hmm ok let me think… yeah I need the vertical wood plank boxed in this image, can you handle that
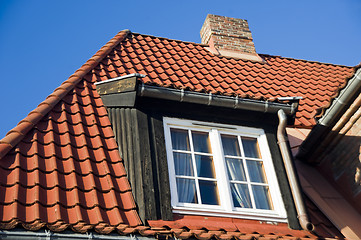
[131,108,146,221]
[135,109,157,220]
[114,108,122,156]
[125,108,136,200]
[149,115,173,220]
[120,108,128,168]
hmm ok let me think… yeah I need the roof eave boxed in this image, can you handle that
[95,74,300,121]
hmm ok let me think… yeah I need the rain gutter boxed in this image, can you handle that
[138,83,299,116]
[95,74,299,117]
[0,229,159,240]
[319,68,361,127]
[277,109,315,231]
[296,67,361,162]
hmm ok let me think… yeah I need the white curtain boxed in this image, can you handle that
[177,178,197,203]
[227,159,251,208]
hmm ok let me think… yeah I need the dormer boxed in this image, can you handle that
[95,73,306,229]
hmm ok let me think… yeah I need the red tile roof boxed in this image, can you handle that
[0,30,142,233]
[92,32,353,128]
[0,30,352,238]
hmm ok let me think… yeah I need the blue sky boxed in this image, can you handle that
[0,0,360,139]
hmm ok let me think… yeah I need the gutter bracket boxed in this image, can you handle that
[264,100,269,113]
[180,89,185,102]
[234,95,239,109]
[208,92,212,105]
[45,229,52,240]
[87,232,94,239]
[335,97,346,106]
[140,82,145,96]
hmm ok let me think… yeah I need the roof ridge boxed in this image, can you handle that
[259,53,355,68]
[0,29,131,160]
[132,32,354,68]
[131,32,208,47]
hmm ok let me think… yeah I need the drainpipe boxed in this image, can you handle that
[277,109,315,231]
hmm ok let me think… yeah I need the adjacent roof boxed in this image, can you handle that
[0,30,354,238]
[314,64,361,119]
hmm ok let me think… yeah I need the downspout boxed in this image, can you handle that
[277,109,315,231]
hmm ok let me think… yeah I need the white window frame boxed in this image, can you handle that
[163,117,287,222]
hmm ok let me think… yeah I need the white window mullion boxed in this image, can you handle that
[238,136,257,209]
[214,129,233,211]
[188,129,202,204]
[210,129,232,211]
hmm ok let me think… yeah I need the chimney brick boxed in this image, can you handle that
[200,14,262,61]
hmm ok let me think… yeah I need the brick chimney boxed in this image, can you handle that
[200,14,263,62]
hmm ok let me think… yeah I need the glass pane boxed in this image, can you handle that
[221,135,241,156]
[171,129,190,151]
[199,180,219,205]
[176,178,198,203]
[226,158,246,181]
[195,155,216,178]
[173,152,194,176]
[192,131,211,153]
[247,160,267,183]
[252,185,273,210]
[231,183,252,208]
[242,138,261,158]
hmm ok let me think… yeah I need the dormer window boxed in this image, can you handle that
[163,117,287,221]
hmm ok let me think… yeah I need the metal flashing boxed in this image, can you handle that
[95,73,146,86]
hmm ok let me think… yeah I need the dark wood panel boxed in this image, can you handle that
[134,109,157,220]
[149,115,173,220]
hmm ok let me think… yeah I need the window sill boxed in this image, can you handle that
[172,206,288,223]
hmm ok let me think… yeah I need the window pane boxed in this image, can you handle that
[221,135,241,156]
[176,178,198,203]
[199,180,219,205]
[242,138,261,158]
[192,131,211,153]
[231,183,252,208]
[226,158,246,181]
[247,160,266,183]
[173,152,194,176]
[171,129,190,151]
[252,185,273,210]
[195,155,216,178]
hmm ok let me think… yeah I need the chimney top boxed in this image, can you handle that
[200,14,263,62]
